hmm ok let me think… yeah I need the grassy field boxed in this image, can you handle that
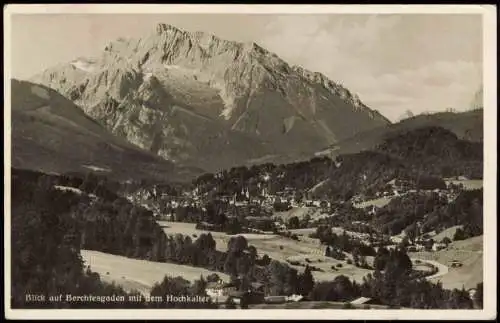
[81,250,229,295]
[444,179,483,190]
[273,207,324,221]
[155,221,475,287]
[408,235,483,290]
[353,196,393,209]
[432,225,463,242]
[157,221,375,284]
[157,221,276,252]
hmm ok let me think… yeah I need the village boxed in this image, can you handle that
[113,174,483,308]
[126,175,470,250]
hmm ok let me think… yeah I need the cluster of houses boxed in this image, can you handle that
[126,182,334,234]
[204,278,391,308]
[389,227,449,253]
[204,279,304,306]
[351,176,466,206]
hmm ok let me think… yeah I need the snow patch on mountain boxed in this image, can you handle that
[283,116,297,134]
[70,59,97,72]
[143,72,153,81]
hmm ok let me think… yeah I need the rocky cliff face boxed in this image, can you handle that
[31,23,390,171]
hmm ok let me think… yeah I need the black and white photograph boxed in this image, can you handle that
[3,4,497,320]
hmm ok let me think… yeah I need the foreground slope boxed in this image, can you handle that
[10,79,202,182]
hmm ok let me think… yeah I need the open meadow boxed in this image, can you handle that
[157,221,374,283]
[408,235,483,290]
[81,249,229,295]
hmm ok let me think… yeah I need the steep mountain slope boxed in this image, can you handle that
[315,109,483,158]
[31,23,390,172]
[10,79,202,182]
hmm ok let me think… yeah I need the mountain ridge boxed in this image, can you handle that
[30,22,391,172]
[314,109,483,159]
[10,79,203,182]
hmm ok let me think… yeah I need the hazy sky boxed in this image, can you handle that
[10,13,483,121]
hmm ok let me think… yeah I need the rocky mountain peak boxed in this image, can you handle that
[155,23,179,35]
[30,22,391,172]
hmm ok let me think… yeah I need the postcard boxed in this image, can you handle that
[3,4,497,320]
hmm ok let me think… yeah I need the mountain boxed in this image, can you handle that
[10,79,202,182]
[375,126,482,178]
[30,23,390,172]
[315,109,483,158]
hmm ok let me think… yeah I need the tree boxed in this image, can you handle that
[352,247,361,265]
[373,247,390,271]
[288,216,300,230]
[247,245,258,263]
[399,236,410,248]
[441,237,452,247]
[393,248,412,273]
[310,275,357,302]
[228,236,248,254]
[240,293,250,309]
[453,228,466,241]
[206,273,220,283]
[447,288,474,309]
[223,252,238,277]
[474,282,483,308]
[239,274,251,292]
[297,265,315,296]
[260,254,271,266]
[225,217,242,235]
[149,276,191,308]
[405,223,418,244]
[191,275,208,296]
[424,239,434,251]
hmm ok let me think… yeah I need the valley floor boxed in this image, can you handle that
[80,226,481,298]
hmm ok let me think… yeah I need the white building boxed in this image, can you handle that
[205,280,237,300]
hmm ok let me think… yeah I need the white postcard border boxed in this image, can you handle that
[3,4,497,320]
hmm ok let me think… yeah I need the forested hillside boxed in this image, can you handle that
[193,126,483,201]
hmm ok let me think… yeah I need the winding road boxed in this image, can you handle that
[412,258,449,280]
